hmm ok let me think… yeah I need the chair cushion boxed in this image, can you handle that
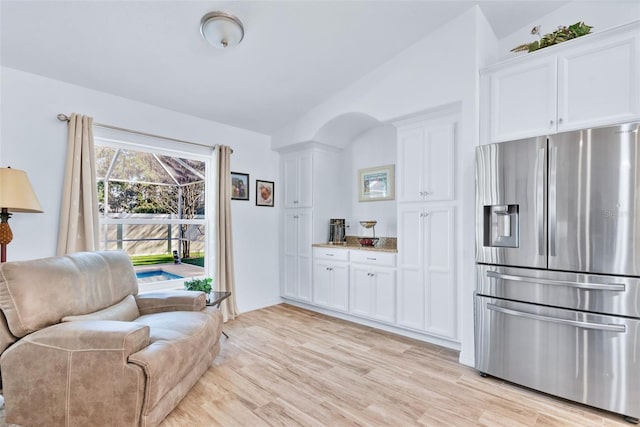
[62,295,140,322]
[127,308,221,414]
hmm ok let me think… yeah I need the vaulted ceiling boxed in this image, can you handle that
[1,1,570,135]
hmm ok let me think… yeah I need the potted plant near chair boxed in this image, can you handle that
[183,277,213,303]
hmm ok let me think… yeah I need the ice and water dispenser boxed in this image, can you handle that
[483,204,519,248]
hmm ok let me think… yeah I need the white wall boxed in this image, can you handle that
[0,66,280,313]
[498,1,640,59]
[346,125,397,237]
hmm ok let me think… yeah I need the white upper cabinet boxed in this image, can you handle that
[488,56,558,142]
[283,151,313,208]
[397,116,456,203]
[484,22,640,143]
[557,32,640,131]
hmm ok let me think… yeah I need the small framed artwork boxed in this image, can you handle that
[358,164,395,202]
[256,180,275,207]
[231,172,249,200]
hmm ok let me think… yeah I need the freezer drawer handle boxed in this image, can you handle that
[486,271,626,292]
[487,303,626,333]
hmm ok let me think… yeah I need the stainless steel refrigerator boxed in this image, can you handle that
[475,122,640,423]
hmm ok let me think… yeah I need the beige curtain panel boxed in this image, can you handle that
[215,145,239,321]
[57,113,99,255]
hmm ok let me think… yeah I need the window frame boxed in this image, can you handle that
[94,130,215,292]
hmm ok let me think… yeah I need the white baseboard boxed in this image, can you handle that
[282,298,461,351]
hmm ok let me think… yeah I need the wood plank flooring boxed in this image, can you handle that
[161,304,631,426]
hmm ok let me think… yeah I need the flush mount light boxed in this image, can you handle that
[200,11,244,49]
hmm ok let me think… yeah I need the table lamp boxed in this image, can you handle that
[0,167,43,263]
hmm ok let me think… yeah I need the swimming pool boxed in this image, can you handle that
[136,270,184,283]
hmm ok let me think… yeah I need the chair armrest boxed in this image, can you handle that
[0,321,149,426]
[135,290,206,315]
[3,320,149,355]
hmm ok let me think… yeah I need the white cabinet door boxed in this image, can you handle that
[283,156,299,208]
[283,152,313,208]
[282,209,313,302]
[489,56,557,142]
[297,152,313,208]
[331,262,349,312]
[558,32,640,131]
[397,205,457,339]
[313,247,348,311]
[282,211,299,298]
[371,267,396,324]
[350,264,372,317]
[397,127,423,202]
[397,117,456,203]
[397,207,425,329]
[313,260,332,307]
[424,120,455,201]
[423,206,457,340]
[297,210,313,302]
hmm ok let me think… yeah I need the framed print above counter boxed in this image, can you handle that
[358,164,395,202]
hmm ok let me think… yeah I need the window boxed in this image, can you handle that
[94,132,213,292]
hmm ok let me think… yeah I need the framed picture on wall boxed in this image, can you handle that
[231,172,249,200]
[256,180,275,207]
[358,164,395,202]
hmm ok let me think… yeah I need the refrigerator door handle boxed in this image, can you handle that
[536,147,545,255]
[487,303,626,333]
[548,144,558,257]
[486,270,626,291]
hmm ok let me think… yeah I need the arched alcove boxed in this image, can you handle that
[312,112,384,149]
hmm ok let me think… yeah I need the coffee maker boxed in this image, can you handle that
[328,219,346,244]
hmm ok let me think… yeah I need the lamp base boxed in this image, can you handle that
[0,208,12,263]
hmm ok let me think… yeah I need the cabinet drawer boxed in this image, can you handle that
[350,251,396,267]
[313,247,349,261]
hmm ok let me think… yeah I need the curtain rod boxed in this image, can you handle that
[56,113,232,153]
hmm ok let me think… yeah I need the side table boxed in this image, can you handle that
[207,291,231,339]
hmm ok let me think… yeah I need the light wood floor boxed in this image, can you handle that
[161,304,631,426]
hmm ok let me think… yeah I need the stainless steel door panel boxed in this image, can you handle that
[549,122,640,275]
[475,295,640,420]
[476,137,547,268]
[477,265,640,317]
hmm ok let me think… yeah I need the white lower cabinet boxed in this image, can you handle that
[313,248,349,312]
[283,209,313,302]
[397,205,457,340]
[349,252,397,324]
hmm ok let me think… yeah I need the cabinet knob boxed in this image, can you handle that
[549,119,554,125]
[419,191,424,196]
[558,117,563,124]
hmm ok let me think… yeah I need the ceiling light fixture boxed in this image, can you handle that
[200,11,244,49]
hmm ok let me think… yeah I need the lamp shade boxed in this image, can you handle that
[0,168,43,213]
[200,11,244,49]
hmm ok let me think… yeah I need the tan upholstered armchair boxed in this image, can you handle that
[0,251,223,426]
